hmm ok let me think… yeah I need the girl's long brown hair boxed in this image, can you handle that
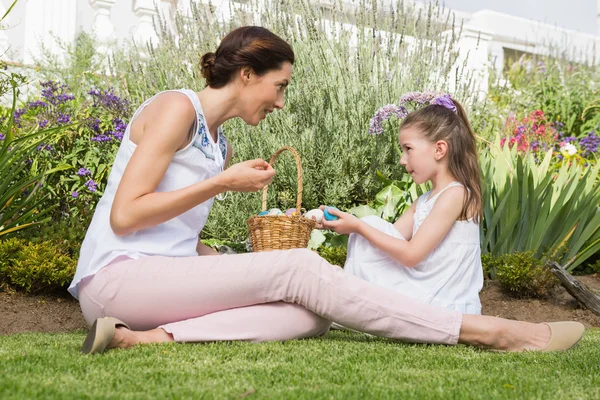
[400,99,482,222]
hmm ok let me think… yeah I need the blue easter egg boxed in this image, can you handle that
[323,206,339,221]
[258,210,269,216]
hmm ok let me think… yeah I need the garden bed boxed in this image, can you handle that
[2,274,599,336]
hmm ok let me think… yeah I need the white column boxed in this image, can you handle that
[132,0,160,46]
[89,0,117,58]
[89,0,117,42]
[597,0,600,36]
[156,0,180,37]
[23,0,77,65]
[176,0,193,19]
[0,0,10,60]
[450,25,493,101]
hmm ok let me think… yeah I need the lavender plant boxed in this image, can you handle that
[11,81,130,222]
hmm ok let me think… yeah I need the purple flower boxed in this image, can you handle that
[580,131,599,157]
[38,119,49,128]
[86,118,101,133]
[88,88,130,116]
[41,81,74,106]
[430,94,457,113]
[85,179,97,193]
[27,100,48,109]
[14,108,26,127]
[57,113,71,124]
[36,143,53,152]
[113,118,127,133]
[536,61,546,73]
[0,133,5,140]
[398,91,437,105]
[91,134,113,142]
[77,168,91,176]
[72,191,79,198]
[368,104,408,135]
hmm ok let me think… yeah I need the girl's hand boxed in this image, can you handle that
[317,206,360,235]
[218,159,276,192]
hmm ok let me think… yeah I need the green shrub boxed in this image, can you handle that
[200,238,248,254]
[317,246,347,267]
[492,251,560,298]
[12,215,87,259]
[0,238,25,283]
[0,238,76,293]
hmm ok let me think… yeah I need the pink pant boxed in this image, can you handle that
[78,249,462,344]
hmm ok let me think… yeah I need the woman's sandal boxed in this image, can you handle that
[81,317,130,354]
[540,321,585,352]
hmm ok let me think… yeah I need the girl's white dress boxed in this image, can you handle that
[343,182,483,315]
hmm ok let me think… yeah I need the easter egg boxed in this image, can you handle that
[323,206,339,221]
[258,210,269,216]
[285,208,297,216]
[305,208,324,223]
[268,208,283,216]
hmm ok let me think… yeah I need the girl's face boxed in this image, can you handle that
[239,61,292,126]
[399,125,439,185]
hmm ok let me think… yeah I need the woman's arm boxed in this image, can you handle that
[110,93,275,236]
[323,187,466,267]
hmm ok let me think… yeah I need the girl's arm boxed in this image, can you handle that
[324,187,466,267]
[392,201,416,240]
[110,93,274,236]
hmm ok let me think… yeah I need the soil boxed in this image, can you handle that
[1,274,600,336]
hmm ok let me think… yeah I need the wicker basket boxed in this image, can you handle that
[247,146,316,252]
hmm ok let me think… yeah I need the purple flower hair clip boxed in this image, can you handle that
[430,93,457,113]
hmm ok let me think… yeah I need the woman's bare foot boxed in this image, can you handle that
[108,327,174,350]
[460,315,551,352]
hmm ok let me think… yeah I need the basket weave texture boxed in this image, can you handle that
[246,146,316,251]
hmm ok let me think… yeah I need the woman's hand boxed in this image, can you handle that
[218,159,276,192]
[316,206,361,235]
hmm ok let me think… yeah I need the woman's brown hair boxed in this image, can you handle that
[400,99,482,222]
[200,26,294,88]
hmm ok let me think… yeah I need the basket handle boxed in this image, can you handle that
[261,146,303,212]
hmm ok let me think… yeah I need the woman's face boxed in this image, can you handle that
[239,61,292,126]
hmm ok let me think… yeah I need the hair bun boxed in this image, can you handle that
[200,52,217,83]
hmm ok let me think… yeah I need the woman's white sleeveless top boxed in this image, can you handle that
[68,89,228,299]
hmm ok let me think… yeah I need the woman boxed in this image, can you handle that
[70,26,584,354]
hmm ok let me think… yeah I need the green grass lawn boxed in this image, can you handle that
[1,329,599,399]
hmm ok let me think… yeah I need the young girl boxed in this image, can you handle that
[320,96,483,314]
